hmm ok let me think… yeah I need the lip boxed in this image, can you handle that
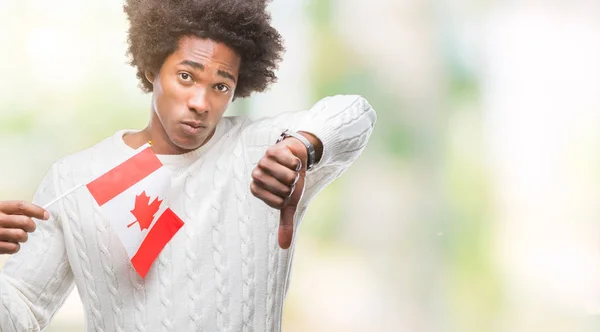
[180,121,206,135]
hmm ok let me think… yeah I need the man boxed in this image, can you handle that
[0,0,376,331]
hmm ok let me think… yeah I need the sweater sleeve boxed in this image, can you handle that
[243,94,377,205]
[0,164,74,331]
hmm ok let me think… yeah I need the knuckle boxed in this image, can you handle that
[17,200,26,213]
[265,147,277,158]
[286,174,297,186]
[278,145,292,156]
[16,216,29,228]
[6,229,18,241]
[251,168,262,180]
[13,216,30,232]
[26,220,36,233]
[257,157,269,170]
[267,200,281,209]
[250,183,259,196]
[9,243,20,254]
[2,243,20,254]
[253,173,266,186]
[12,230,27,243]
[275,197,286,209]
[282,186,293,197]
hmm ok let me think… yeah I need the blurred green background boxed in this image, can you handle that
[1,0,600,331]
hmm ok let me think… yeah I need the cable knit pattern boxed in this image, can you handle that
[212,141,230,332]
[325,96,363,124]
[233,142,255,332]
[159,244,174,332]
[336,126,372,153]
[39,259,71,321]
[33,220,67,327]
[183,163,204,330]
[94,209,125,332]
[90,147,125,332]
[0,95,376,332]
[265,208,280,332]
[0,284,31,331]
[0,164,75,332]
[68,210,105,332]
[130,267,147,332]
[60,160,106,332]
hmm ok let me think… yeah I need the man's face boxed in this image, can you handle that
[147,36,241,153]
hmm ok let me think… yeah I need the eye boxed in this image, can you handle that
[178,72,193,83]
[215,83,230,93]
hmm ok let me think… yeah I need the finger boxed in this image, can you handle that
[265,145,302,172]
[278,166,306,250]
[0,201,49,220]
[0,242,20,254]
[0,214,36,233]
[250,181,286,209]
[251,167,294,198]
[0,228,28,243]
[257,157,299,187]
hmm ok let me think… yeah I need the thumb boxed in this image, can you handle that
[278,168,305,249]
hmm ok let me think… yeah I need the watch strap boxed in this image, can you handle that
[276,130,316,171]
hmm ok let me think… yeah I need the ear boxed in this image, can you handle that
[144,71,155,85]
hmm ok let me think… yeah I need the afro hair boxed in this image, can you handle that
[124,0,285,98]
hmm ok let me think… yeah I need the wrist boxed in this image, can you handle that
[276,130,323,170]
[297,131,323,164]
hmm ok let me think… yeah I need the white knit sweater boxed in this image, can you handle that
[0,95,376,332]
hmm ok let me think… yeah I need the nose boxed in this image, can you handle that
[188,88,210,115]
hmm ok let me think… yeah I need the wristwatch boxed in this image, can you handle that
[276,130,316,171]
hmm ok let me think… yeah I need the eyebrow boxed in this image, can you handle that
[217,70,236,83]
[180,60,204,70]
[179,60,237,83]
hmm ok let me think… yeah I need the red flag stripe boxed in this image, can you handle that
[86,147,162,206]
[130,208,184,278]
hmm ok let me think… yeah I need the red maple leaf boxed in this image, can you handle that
[127,191,163,231]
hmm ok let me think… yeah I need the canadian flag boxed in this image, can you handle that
[86,145,184,278]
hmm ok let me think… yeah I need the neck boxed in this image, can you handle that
[121,114,181,155]
[123,114,216,156]
[144,123,189,155]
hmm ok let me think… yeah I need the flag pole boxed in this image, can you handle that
[43,183,86,210]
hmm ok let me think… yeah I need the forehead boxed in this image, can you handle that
[168,36,241,74]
